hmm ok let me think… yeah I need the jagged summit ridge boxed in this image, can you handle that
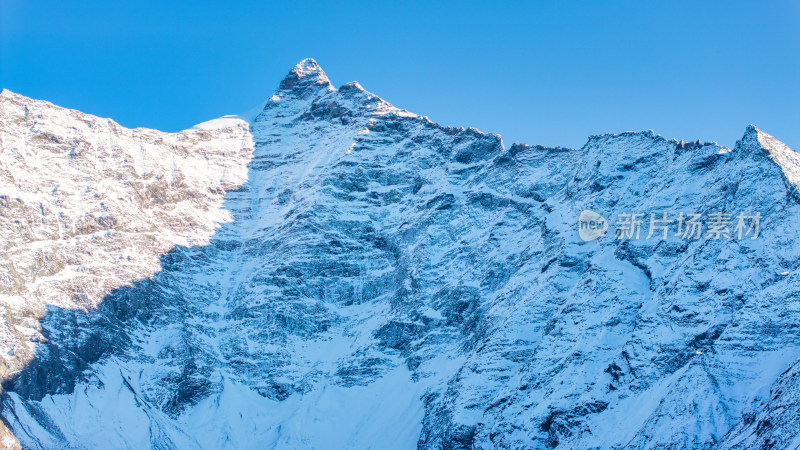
[260,60,510,155]
[267,58,405,117]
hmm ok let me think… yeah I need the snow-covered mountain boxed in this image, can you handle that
[1,58,799,449]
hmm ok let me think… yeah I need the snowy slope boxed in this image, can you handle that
[1,59,800,449]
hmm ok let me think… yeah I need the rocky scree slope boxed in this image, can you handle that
[1,59,800,449]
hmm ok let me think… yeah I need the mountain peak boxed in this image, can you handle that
[292,58,325,78]
[737,124,767,152]
[743,123,761,139]
[735,124,800,190]
[276,58,334,97]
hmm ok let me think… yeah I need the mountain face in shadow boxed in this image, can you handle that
[2,59,800,448]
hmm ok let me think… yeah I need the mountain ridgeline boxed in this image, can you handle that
[1,59,799,449]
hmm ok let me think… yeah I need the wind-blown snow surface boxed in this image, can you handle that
[1,59,800,449]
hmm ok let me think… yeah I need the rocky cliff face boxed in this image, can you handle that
[1,59,799,449]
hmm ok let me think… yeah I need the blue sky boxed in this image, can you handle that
[2,1,798,149]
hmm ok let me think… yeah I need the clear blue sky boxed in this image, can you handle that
[2,1,798,149]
